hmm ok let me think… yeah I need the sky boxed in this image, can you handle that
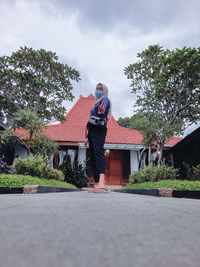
[1,0,200,136]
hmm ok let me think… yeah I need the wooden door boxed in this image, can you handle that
[105,150,122,185]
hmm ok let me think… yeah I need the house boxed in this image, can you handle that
[0,122,16,165]
[16,94,182,185]
[167,126,200,179]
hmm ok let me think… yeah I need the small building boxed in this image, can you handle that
[0,122,16,164]
[16,94,181,185]
[167,126,200,179]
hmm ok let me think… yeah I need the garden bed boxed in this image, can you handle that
[0,174,76,189]
[114,180,200,199]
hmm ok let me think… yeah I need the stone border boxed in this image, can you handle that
[0,186,82,194]
[172,190,200,199]
[113,188,200,199]
[0,187,23,194]
[113,189,159,197]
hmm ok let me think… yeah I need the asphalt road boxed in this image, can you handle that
[0,191,200,267]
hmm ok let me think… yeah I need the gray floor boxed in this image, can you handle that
[1,191,200,267]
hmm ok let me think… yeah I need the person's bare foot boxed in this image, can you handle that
[98,174,106,189]
[88,188,107,193]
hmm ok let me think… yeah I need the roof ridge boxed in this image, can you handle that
[58,96,84,124]
[64,94,95,121]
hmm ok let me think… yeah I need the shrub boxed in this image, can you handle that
[184,163,200,181]
[123,179,200,190]
[129,165,179,184]
[192,164,200,180]
[0,155,13,174]
[14,156,64,181]
[0,174,76,188]
[59,158,87,188]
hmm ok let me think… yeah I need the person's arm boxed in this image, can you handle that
[98,98,109,114]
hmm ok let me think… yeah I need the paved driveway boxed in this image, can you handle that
[0,191,200,267]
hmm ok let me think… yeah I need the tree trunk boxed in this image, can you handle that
[157,147,163,167]
[148,146,152,167]
[138,148,146,169]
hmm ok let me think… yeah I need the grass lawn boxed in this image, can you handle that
[123,179,200,191]
[0,174,76,189]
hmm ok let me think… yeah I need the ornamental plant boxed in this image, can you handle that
[59,158,88,188]
[0,155,13,174]
[14,156,64,181]
[129,165,179,184]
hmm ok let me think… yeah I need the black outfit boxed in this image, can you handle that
[88,124,107,183]
[87,97,110,183]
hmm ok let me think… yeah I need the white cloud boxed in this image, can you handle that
[0,0,200,134]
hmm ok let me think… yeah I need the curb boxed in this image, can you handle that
[0,185,82,194]
[0,187,23,194]
[113,188,200,199]
[113,189,159,197]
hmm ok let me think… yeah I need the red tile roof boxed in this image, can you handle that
[15,94,182,146]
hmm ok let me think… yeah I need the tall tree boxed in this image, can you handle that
[131,113,181,166]
[117,116,132,128]
[0,47,80,125]
[124,44,200,165]
[11,109,57,157]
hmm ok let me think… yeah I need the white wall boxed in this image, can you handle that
[14,143,28,159]
[58,150,66,166]
[78,147,86,165]
[130,150,139,173]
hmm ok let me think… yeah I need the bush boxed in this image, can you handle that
[184,163,200,181]
[0,155,13,174]
[123,179,200,190]
[0,174,76,188]
[129,166,179,184]
[192,164,200,180]
[59,158,87,188]
[14,156,64,181]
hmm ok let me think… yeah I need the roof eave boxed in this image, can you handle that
[79,142,145,150]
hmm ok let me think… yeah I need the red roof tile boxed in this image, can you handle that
[15,94,182,146]
[165,136,182,146]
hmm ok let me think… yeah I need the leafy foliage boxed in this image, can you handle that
[0,155,13,174]
[131,113,182,147]
[125,45,200,126]
[0,174,76,188]
[0,128,24,146]
[12,109,43,139]
[14,156,64,181]
[124,44,200,165]
[117,116,132,128]
[184,163,200,181]
[129,166,179,184]
[59,158,88,188]
[30,133,58,157]
[123,179,200,191]
[10,108,58,157]
[0,129,24,164]
[0,47,80,124]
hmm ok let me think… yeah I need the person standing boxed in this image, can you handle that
[84,83,111,192]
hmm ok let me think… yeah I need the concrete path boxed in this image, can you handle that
[0,191,200,267]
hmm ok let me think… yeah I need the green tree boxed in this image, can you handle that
[131,113,181,166]
[11,109,58,157]
[0,129,26,164]
[0,47,80,125]
[124,44,200,165]
[30,133,57,158]
[117,116,132,128]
